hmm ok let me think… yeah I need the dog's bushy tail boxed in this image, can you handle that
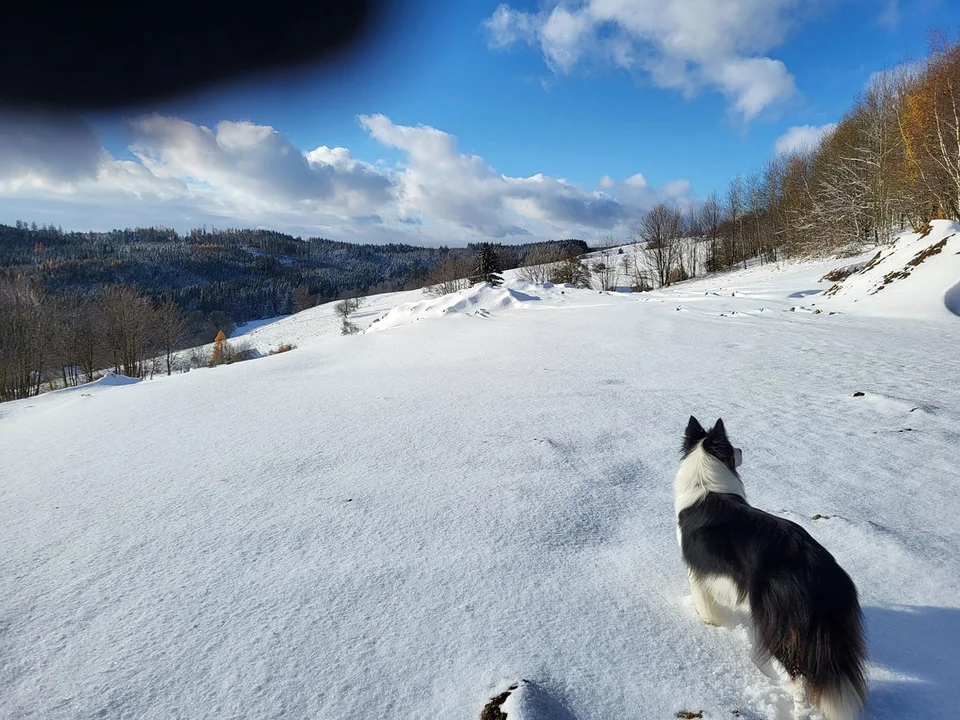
[754,576,867,720]
[814,674,865,720]
[806,597,867,720]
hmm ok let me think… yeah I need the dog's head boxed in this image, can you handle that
[683,415,742,472]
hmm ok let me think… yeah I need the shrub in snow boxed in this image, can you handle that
[550,256,591,288]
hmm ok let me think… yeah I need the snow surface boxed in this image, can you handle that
[2,236,960,719]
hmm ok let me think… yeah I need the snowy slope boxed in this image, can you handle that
[230,316,290,339]
[203,289,426,356]
[819,220,960,320]
[2,254,960,720]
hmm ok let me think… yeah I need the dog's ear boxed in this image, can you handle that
[711,418,727,439]
[684,415,707,453]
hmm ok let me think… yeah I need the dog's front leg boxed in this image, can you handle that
[788,675,813,719]
[687,571,722,626]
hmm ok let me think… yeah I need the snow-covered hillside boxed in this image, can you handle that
[2,236,959,720]
[820,219,960,320]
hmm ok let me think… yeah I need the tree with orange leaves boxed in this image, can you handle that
[900,33,960,220]
[211,330,227,366]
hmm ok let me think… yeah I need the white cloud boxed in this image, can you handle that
[128,115,392,216]
[877,0,900,30]
[0,112,693,245]
[358,114,690,238]
[708,57,796,120]
[483,0,809,120]
[773,123,838,156]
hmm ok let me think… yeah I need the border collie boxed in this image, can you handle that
[674,416,866,720]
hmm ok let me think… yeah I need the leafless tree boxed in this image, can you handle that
[0,278,48,400]
[335,296,362,335]
[637,203,684,287]
[549,251,592,287]
[156,299,187,376]
[590,234,621,290]
[725,174,746,268]
[423,255,473,297]
[516,245,562,283]
[699,192,723,271]
[677,207,702,279]
[44,294,103,388]
[100,285,159,378]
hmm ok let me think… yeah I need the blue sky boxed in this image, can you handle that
[1,0,955,246]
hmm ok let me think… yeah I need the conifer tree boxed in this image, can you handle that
[471,243,503,286]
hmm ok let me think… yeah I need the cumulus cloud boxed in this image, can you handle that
[483,0,806,120]
[128,115,393,216]
[0,112,692,244]
[773,123,837,156]
[358,113,690,238]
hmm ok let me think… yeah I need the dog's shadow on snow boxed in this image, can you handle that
[863,605,960,718]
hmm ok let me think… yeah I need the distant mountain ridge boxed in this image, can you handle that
[0,221,587,324]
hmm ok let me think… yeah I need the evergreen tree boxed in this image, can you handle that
[471,243,504,286]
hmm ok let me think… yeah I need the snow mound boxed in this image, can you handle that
[90,371,142,388]
[821,220,960,320]
[367,280,545,332]
[945,278,960,317]
[497,680,576,720]
[50,370,142,397]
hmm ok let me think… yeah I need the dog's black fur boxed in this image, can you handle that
[677,416,867,715]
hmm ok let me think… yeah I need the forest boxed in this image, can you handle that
[680,35,960,273]
[0,223,585,321]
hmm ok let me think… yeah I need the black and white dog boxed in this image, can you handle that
[674,416,866,720]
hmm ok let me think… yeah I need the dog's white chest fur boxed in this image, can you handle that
[674,443,749,613]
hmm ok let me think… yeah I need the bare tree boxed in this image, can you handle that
[744,170,768,263]
[591,234,621,290]
[725,174,746,268]
[637,203,684,287]
[0,278,48,400]
[335,296,362,335]
[678,206,702,279]
[516,244,562,283]
[549,251,592,287]
[626,245,655,291]
[46,294,103,388]
[423,255,473,297]
[156,299,187,376]
[292,284,317,313]
[699,192,723,271]
[100,285,158,378]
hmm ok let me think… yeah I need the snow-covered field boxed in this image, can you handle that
[2,223,959,719]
